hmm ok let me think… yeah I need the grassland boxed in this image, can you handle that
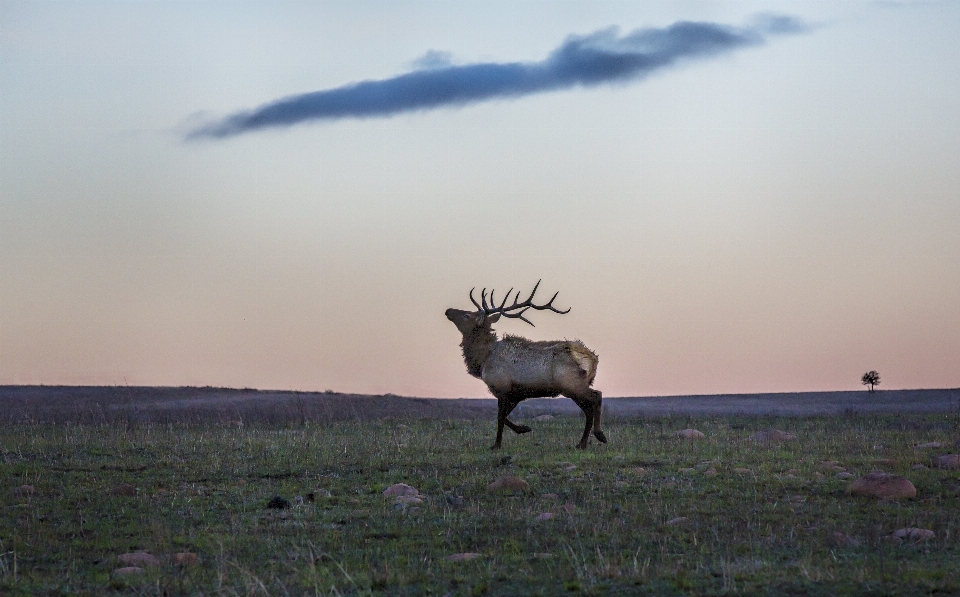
[2,413,959,596]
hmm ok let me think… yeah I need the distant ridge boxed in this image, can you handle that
[1,385,958,425]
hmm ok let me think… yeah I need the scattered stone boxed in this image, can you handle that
[676,429,705,439]
[562,465,577,472]
[110,483,138,497]
[785,469,801,475]
[917,442,942,449]
[873,458,896,467]
[267,496,291,509]
[445,553,481,562]
[306,489,332,502]
[678,468,695,474]
[172,552,198,566]
[541,493,559,500]
[112,567,145,577]
[848,472,916,500]
[837,472,854,479]
[665,517,689,526]
[117,552,160,568]
[733,468,753,475]
[562,502,576,515]
[14,484,35,496]
[487,475,529,492]
[822,460,840,467]
[535,512,555,521]
[445,494,464,509]
[383,483,419,498]
[629,467,647,475]
[827,531,861,547]
[532,414,554,421]
[788,495,806,504]
[912,464,929,470]
[703,468,717,477]
[891,528,935,543]
[781,474,797,480]
[747,429,795,443]
[934,454,959,470]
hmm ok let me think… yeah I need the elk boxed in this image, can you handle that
[445,281,605,450]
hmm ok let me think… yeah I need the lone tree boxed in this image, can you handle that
[861,370,880,392]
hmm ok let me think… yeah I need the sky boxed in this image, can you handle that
[2,1,959,398]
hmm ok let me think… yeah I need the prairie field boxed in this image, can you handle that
[2,410,960,596]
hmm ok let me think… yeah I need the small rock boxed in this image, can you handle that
[873,458,896,467]
[267,496,291,509]
[847,472,916,500]
[445,552,481,562]
[533,414,554,421]
[747,429,795,443]
[678,467,695,474]
[781,474,797,480]
[917,442,942,449]
[487,475,529,492]
[172,552,198,566]
[445,494,464,508]
[306,489,332,501]
[676,429,705,439]
[827,531,860,547]
[535,512,554,521]
[837,472,854,479]
[665,517,688,526]
[112,567,145,577]
[14,484,35,496]
[562,502,576,515]
[562,465,577,472]
[541,493,559,499]
[629,467,647,475]
[703,468,718,477]
[912,464,929,470]
[891,528,935,542]
[110,483,138,497]
[383,483,419,498]
[733,468,753,475]
[117,552,160,567]
[615,480,628,487]
[934,454,959,470]
[785,469,801,475]
[498,455,513,466]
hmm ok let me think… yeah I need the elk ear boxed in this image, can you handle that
[487,313,501,324]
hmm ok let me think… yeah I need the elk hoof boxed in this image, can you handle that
[594,430,608,443]
[576,441,588,450]
[516,425,532,434]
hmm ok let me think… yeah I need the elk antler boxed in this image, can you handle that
[468,280,570,326]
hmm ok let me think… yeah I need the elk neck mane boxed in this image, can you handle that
[460,326,499,378]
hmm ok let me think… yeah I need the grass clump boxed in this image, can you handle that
[1,414,958,595]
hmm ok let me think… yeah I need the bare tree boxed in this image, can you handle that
[861,370,880,392]
[445,281,605,449]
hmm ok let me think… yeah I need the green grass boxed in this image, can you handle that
[2,414,959,596]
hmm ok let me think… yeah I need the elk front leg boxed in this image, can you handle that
[492,398,527,449]
[573,398,594,449]
[504,400,531,435]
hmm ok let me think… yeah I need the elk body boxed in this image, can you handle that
[445,282,606,449]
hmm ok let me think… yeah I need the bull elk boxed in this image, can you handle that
[445,281,606,449]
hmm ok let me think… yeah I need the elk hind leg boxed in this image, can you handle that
[567,396,594,449]
[591,389,606,444]
[503,400,531,435]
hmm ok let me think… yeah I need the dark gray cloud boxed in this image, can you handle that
[187,15,807,140]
